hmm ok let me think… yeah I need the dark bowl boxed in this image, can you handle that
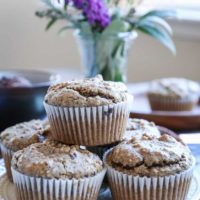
[0,69,60,131]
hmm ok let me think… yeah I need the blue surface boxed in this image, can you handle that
[189,144,200,173]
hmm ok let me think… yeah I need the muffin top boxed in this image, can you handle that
[0,120,50,152]
[45,75,129,107]
[148,78,200,98]
[106,134,194,177]
[12,140,103,179]
[0,75,31,88]
[124,118,160,140]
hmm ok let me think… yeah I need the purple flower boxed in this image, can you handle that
[73,0,85,9]
[64,0,70,4]
[64,0,111,29]
[83,0,111,28]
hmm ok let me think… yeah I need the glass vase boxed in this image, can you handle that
[75,31,137,82]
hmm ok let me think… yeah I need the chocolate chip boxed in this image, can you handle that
[70,153,77,160]
[104,107,113,116]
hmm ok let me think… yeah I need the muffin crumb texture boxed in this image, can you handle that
[12,140,103,179]
[107,134,194,177]
[0,120,50,151]
[148,77,200,98]
[45,75,129,107]
[124,118,161,140]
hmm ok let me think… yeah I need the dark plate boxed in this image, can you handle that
[128,83,200,131]
[0,69,60,131]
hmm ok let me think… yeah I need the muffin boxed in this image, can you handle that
[11,140,106,200]
[147,77,200,111]
[0,119,50,181]
[104,134,195,200]
[157,125,182,142]
[89,118,161,159]
[0,75,31,88]
[44,75,131,146]
[124,118,161,140]
[87,118,179,160]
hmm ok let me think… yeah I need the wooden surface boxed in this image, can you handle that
[129,83,200,131]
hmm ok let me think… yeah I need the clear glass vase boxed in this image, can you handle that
[75,31,137,82]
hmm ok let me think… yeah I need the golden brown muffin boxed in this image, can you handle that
[11,140,106,200]
[12,140,103,179]
[124,118,161,141]
[0,119,50,151]
[148,78,200,111]
[44,75,131,146]
[104,134,195,200]
[0,119,50,181]
[45,75,129,107]
[107,134,194,177]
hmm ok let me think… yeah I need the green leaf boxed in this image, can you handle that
[137,16,173,35]
[58,25,74,35]
[102,19,130,35]
[137,24,176,54]
[126,9,176,53]
[139,10,176,20]
[46,18,57,30]
[42,0,54,8]
[64,4,67,10]
[79,21,93,35]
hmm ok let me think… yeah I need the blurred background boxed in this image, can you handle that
[1,2,200,195]
[0,0,200,82]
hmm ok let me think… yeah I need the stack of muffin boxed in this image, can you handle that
[0,75,196,200]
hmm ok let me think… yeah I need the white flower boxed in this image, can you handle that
[106,0,142,16]
[50,0,65,10]
[106,0,142,8]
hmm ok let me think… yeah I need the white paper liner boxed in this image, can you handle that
[148,94,199,111]
[11,167,106,200]
[103,150,195,200]
[0,143,13,181]
[127,94,134,110]
[44,101,130,146]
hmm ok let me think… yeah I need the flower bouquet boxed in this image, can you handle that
[36,0,175,81]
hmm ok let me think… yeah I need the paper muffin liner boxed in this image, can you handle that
[103,150,195,200]
[0,143,13,182]
[44,101,130,146]
[11,167,106,200]
[147,93,199,111]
